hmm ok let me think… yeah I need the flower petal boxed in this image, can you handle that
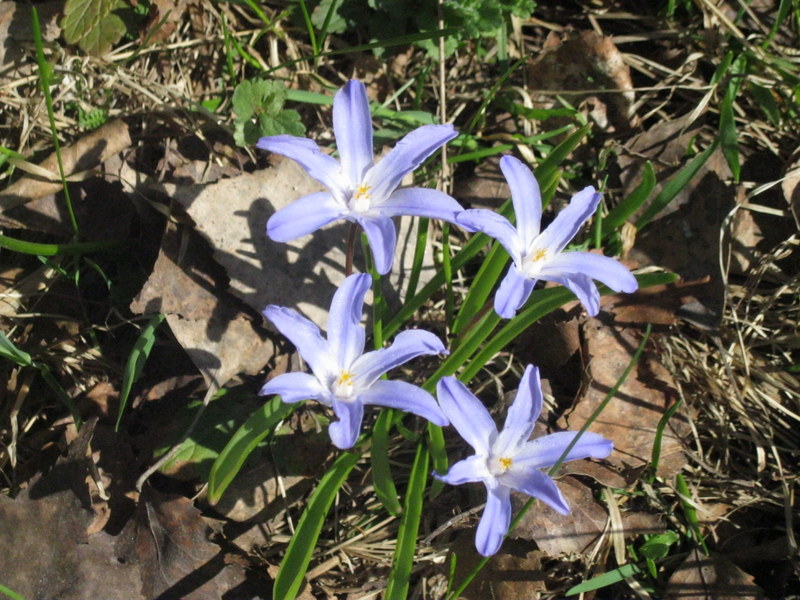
[333,80,373,184]
[358,380,448,426]
[492,365,542,457]
[262,305,335,379]
[364,124,457,201]
[327,273,370,370]
[456,209,522,262]
[514,431,613,470]
[436,377,497,455]
[502,468,570,515]
[358,215,396,275]
[352,329,446,386]
[534,186,601,254]
[377,188,463,223]
[328,400,365,449]
[540,272,600,316]
[435,455,489,486]
[260,372,329,405]
[500,155,542,246]
[475,485,511,556]
[494,265,536,319]
[257,135,345,197]
[543,251,638,293]
[266,191,346,242]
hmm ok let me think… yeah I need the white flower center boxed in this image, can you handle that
[521,247,548,278]
[348,184,372,213]
[331,370,356,399]
[489,455,514,477]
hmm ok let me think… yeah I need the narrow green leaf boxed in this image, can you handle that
[676,472,709,554]
[636,141,719,230]
[719,84,740,183]
[427,421,447,498]
[640,531,680,560]
[651,396,684,475]
[0,330,32,367]
[748,82,781,126]
[371,409,402,516]
[274,451,361,600]
[566,563,643,595]
[116,314,164,430]
[451,241,508,337]
[0,583,26,600]
[602,161,655,237]
[0,234,126,256]
[208,395,295,503]
[385,443,429,600]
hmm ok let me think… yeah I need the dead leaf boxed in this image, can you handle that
[665,548,766,599]
[135,485,261,599]
[527,30,636,132]
[0,1,61,66]
[0,119,132,213]
[512,476,607,556]
[130,217,279,388]
[601,276,712,326]
[562,320,689,477]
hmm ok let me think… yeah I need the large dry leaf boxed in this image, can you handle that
[665,548,766,600]
[171,156,434,327]
[562,319,689,477]
[131,218,278,388]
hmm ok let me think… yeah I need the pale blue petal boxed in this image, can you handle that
[543,251,638,293]
[502,468,570,515]
[377,188,463,223]
[456,209,523,263]
[351,329,446,386]
[475,485,511,556]
[493,365,542,457]
[494,265,536,319]
[434,455,489,486]
[436,377,496,455]
[541,272,600,316]
[327,273,370,370]
[259,372,329,404]
[262,306,336,379]
[257,135,345,197]
[365,124,457,201]
[500,155,542,246]
[514,431,613,470]
[333,80,373,184]
[266,191,346,242]
[534,186,601,254]
[358,380,448,426]
[328,400,364,449]
[358,215,396,275]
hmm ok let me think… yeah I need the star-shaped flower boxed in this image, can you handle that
[456,155,638,318]
[261,273,449,449]
[258,80,463,275]
[435,365,613,556]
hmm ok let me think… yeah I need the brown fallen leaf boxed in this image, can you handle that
[562,319,689,478]
[601,276,712,327]
[665,548,766,600]
[0,1,61,66]
[0,119,132,213]
[512,476,607,556]
[130,216,279,389]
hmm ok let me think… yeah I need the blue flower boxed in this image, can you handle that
[456,155,638,318]
[261,273,449,449]
[435,365,613,556]
[258,80,463,275]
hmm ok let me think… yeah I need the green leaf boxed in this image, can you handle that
[62,0,128,55]
[747,82,781,126]
[208,395,296,503]
[116,314,164,430]
[640,531,680,560]
[371,409,402,516]
[274,451,361,600]
[602,161,655,238]
[0,583,26,600]
[566,563,643,595]
[0,330,32,367]
[232,79,306,146]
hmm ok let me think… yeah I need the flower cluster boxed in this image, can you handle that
[257,80,635,556]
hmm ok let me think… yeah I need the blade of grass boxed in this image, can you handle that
[371,409,402,516]
[650,397,684,477]
[602,161,655,238]
[273,451,361,600]
[0,584,25,600]
[296,0,318,56]
[675,472,710,554]
[0,234,128,256]
[116,314,165,431]
[0,330,33,366]
[405,217,430,300]
[566,563,644,595]
[385,442,429,600]
[207,395,296,503]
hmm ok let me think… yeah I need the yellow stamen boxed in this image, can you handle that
[337,371,354,386]
[354,184,372,200]
[498,457,513,472]
[532,248,547,262]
